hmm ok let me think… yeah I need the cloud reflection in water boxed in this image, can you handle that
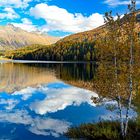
[0,82,98,138]
[30,83,98,115]
[0,82,137,139]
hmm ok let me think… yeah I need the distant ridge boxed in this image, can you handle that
[0,24,59,50]
[5,10,140,61]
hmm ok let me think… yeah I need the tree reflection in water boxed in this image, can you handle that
[0,61,139,139]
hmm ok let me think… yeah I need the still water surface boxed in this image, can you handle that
[0,61,138,140]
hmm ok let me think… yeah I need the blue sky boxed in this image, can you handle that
[0,0,140,37]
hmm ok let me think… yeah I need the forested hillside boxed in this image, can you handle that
[4,9,140,62]
[4,24,106,61]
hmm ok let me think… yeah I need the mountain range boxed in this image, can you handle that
[0,24,59,50]
[3,10,140,61]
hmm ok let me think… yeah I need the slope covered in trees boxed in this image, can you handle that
[5,41,97,61]
[4,9,140,62]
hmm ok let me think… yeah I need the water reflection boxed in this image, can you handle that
[29,83,98,115]
[0,63,58,93]
[0,62,98,93]
[0,82,136,139]
[0,62,138,139]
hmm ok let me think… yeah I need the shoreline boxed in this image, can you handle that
[0,58,96,64]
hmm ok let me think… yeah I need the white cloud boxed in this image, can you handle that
[104,0,140,6]
[0,82,137,138]
[0,109,70,138]
[0,99,19,110]
[12,18,37,32]
[0,110,32,125]
[30,3,104,33]
[30,86,98,115]
[13,86,38,100]
[28,118,70,137]
[12,83,98,115]
[0,0,32,8]
[0,7,19,20]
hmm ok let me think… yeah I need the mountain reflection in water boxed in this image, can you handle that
[0,63,58,93]
[0,62,139,140]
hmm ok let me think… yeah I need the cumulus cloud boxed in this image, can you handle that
[11,82,98,115]
[0,0,32,8]
[0,110,32,125]
[104,0,140,6]
[0,82,137,138]
[28,118,70,137]
[0,109,70,138]
[30,86,98,115]
[0,99,19,110]
[13,86,38,100]
[30,3,104,33]
[0,7,19,20]
[12,18,38,32]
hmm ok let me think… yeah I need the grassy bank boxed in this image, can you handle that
[66,121,140,140]
[0,51,5,56]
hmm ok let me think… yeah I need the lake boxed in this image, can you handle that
[0,61,139,140]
